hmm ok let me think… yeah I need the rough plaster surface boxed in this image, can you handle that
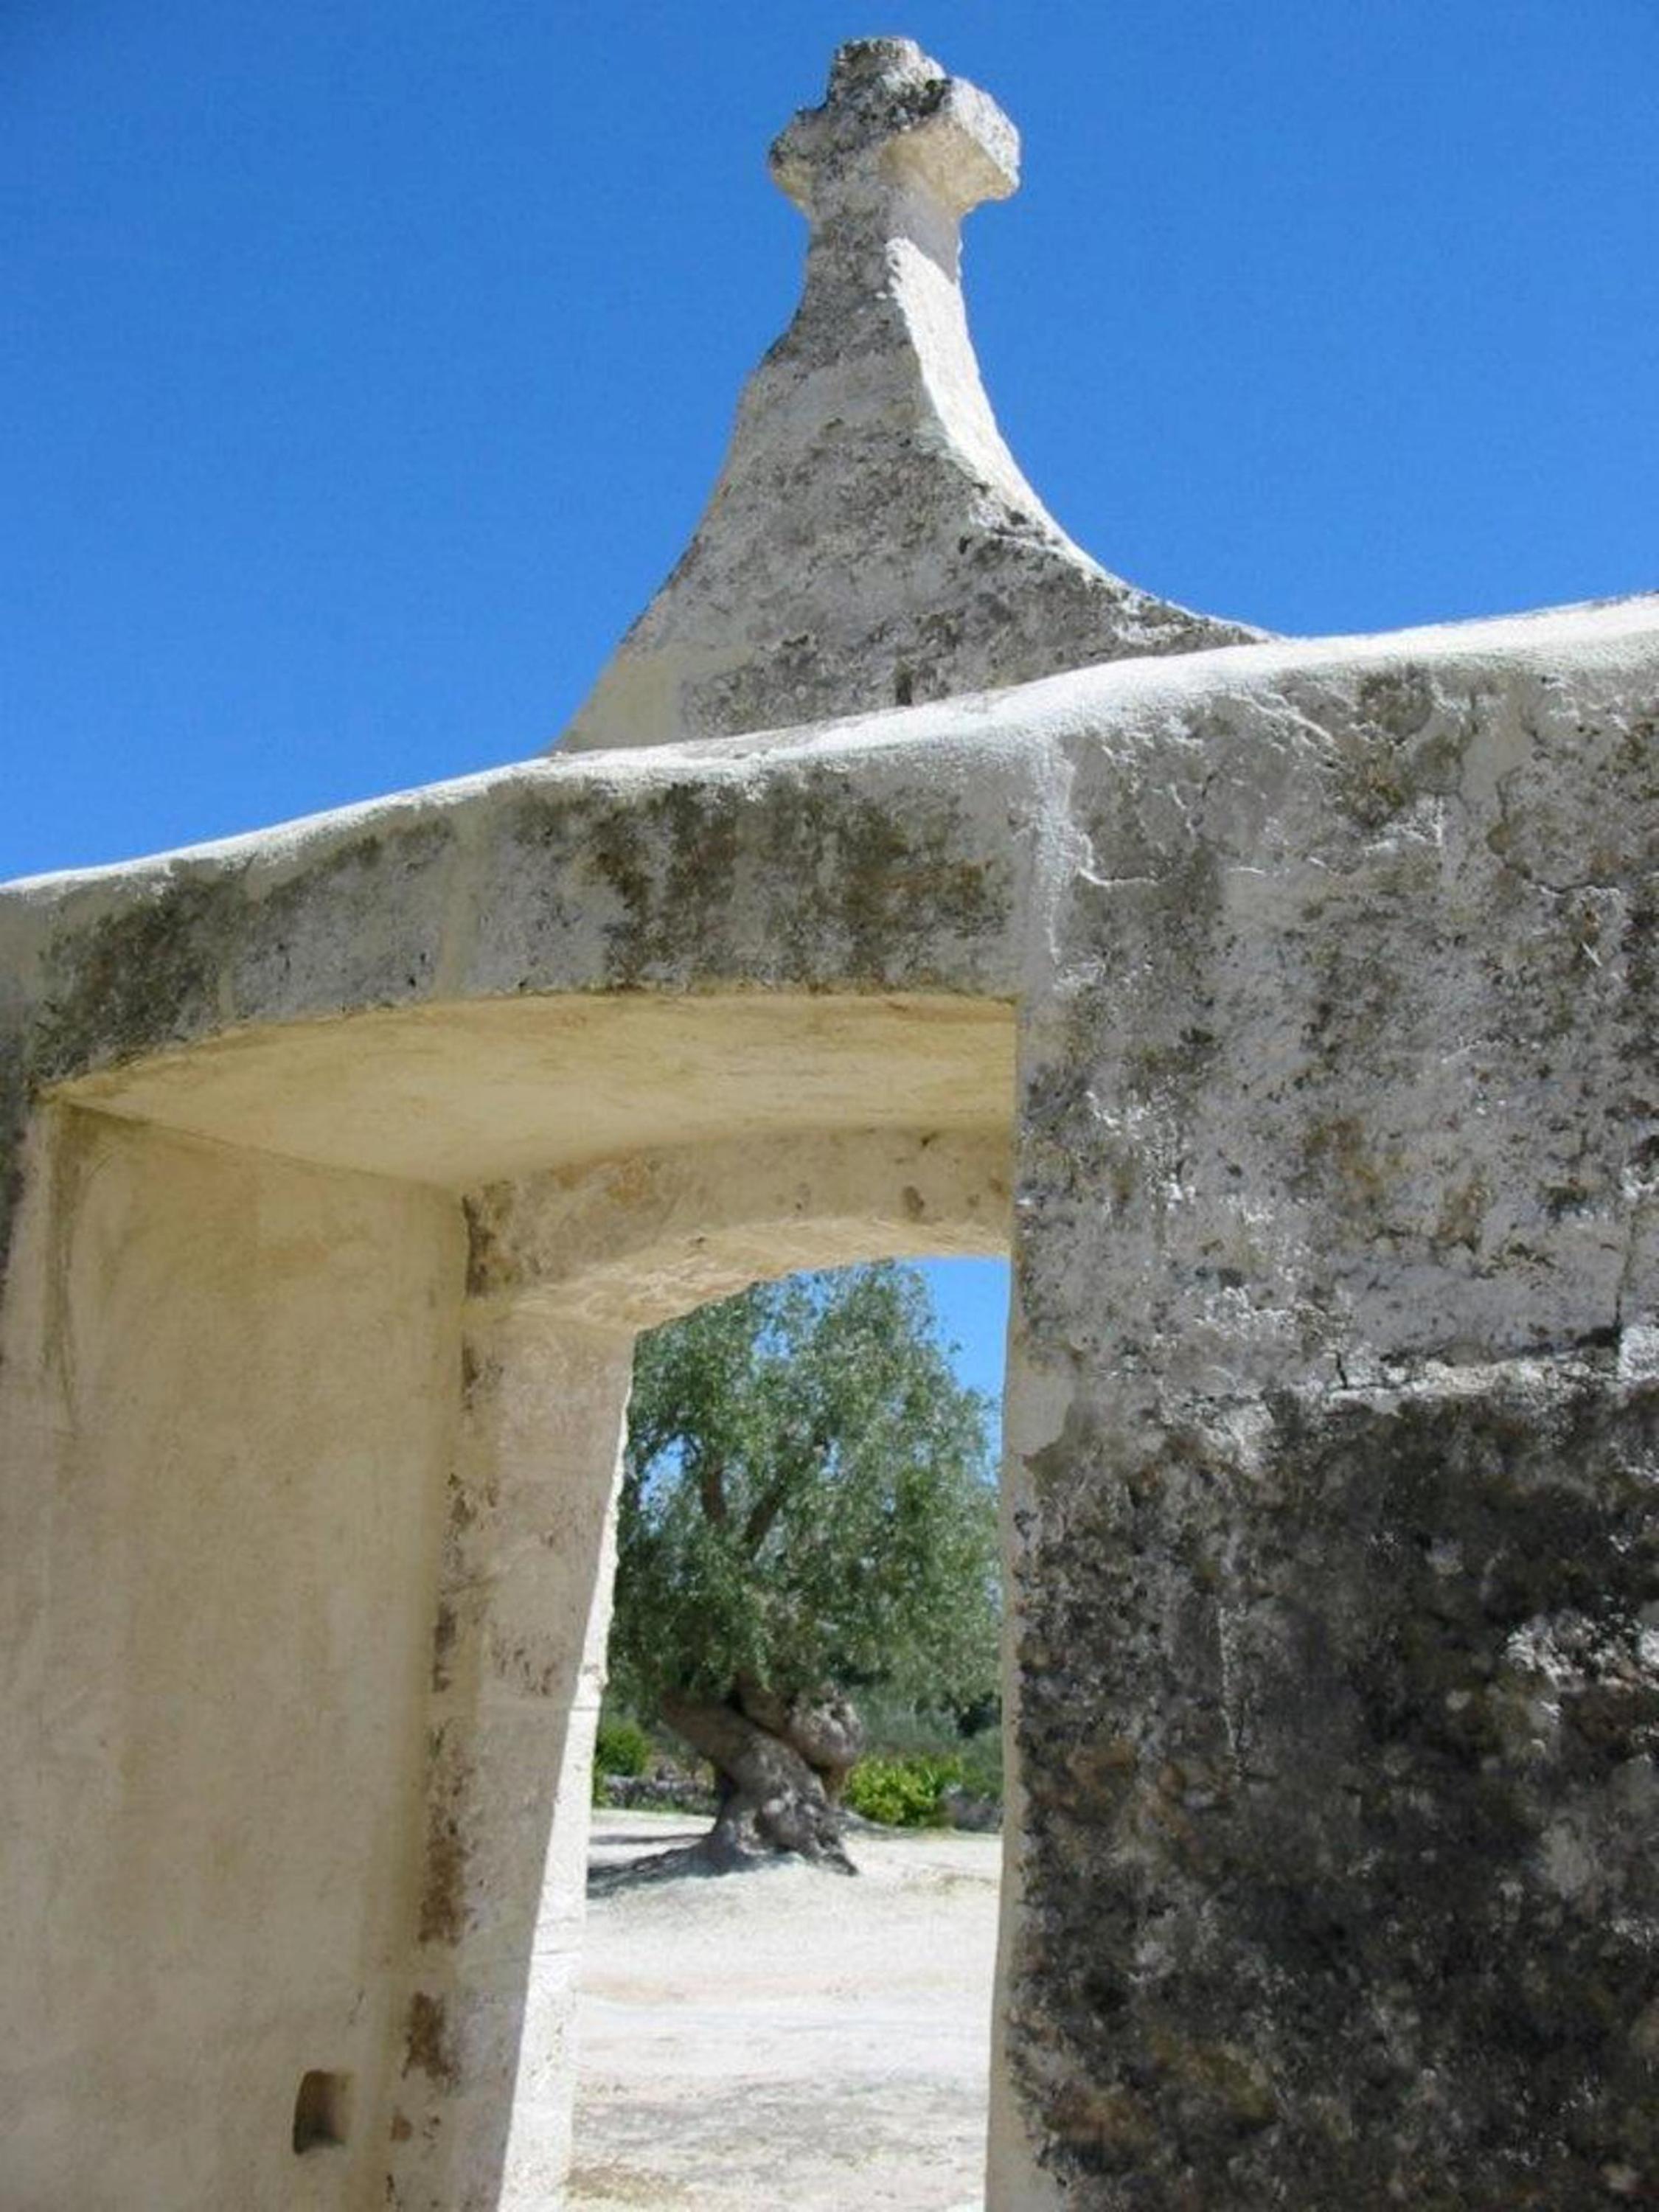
[6,30,1655,2208]
[3,592,1659,2204]
[386,1130,1012,2212]
[0,1105,461,2209]
[2,588,1658,2206]
[386,1310,632,2212]
[465,1126,1011,1327]
[560,39,1255,754]
[1001,599,1659,2204]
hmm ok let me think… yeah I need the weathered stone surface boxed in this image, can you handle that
[5,599,1649,1230]
[1008,1363,1659,2207]
[2,29,1658,2210]
[1012,616,1659,1392]
[4,590,1655,2209]
[0,723,1035,1290]
[462,1127,1010,1326]
[560,39,1257,753]
[999,592,1659,2205]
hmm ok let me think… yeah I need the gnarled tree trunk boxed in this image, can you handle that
[660,1681,863,1874]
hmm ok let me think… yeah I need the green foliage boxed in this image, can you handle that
[611,1264,1000,1725]
[844,1687,1005,1822]
[856,1685,997,1752]
[853,1686,961,1759]
[593,1717,653,1778]
[845,1752,963,1827]
[956,1725,1004,1802]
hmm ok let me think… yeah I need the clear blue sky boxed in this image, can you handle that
[5,2,1655,1397]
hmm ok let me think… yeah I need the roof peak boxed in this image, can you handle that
[558,41,1259,753]
[768,36,1018,229]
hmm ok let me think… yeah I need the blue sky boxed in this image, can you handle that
[6,1,1655,1399]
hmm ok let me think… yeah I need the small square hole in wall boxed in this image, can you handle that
[292,2070,352,2154]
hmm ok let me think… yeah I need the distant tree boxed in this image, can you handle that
[609,1263,1000,1873]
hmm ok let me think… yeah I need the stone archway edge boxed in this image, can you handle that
[3,584,1659,2208]
[463,1125,1012,1327]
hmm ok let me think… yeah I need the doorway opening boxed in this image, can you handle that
[568,1253,1010,2212]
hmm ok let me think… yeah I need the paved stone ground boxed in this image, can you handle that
[567,1811,1001,2211]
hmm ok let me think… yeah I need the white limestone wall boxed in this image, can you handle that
[0,1105,463,2211]
[385,1312,631,2212]
[462,1126,1010,1326]
[392,1123,1011,2210]
[2,596,1654,2207]
[0,975,1016,2209]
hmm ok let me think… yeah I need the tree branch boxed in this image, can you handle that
[742,1429,832,1554]
[695,1450,728,1528]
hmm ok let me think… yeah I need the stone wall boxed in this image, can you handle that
[1000,612,1659,2205]
[1,598,1655,2205]
[0,1107,460,2207]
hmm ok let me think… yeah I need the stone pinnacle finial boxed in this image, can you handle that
[768,36,1018,233]
[557,41,1259,754]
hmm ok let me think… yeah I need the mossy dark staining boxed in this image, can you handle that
[0,1034,32,1337]
[1433,1169,1491,1254]
[1043,837,1227,1138]
[1009,1370,1659,2206]
[1295,1113,1407,1232]
[418,1800,468,1949]
[582,806,656,977]
[549,771,1012,990]
[1294,869,1433,1078]
[401,1992,457,2088]
[414,1719,477,1950]
[229,818,456,1018]
[31,871,246,1086]
[8,877,246,1320]
[457,1335,502,1416]
[22,823,462,1129]
[430,1603,457,1695]
[655,781,745,941]
[461,1197,503,1302]
[488,1630,565,1700]
[1622,877,1659,1033]
[1310,667,1473,836]
[1357,665,1436,742]
[498,768,1010,992]
[808,779,1006,981]
[1123,1024,1220,1114]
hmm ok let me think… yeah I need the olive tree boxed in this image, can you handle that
[609,1263,1000,1872]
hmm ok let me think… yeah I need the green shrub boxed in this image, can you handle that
[594,1717,653,1778]
[845,1752,963,1828]
[851,1691,1004,1814]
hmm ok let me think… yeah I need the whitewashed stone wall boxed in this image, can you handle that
[1,29,1655,2208]
[1,599,1655,2207]
[998,605,1659,2207]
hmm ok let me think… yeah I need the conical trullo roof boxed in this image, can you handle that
[558,38,1261,753]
